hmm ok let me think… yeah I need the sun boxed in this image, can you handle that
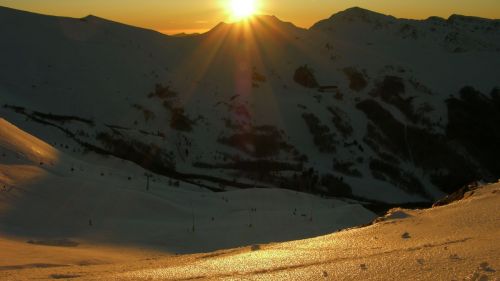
[229,0,257,20]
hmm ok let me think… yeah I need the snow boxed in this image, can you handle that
[0,118,59,166]
[0,118,376,255]
[1,181,498,280]
[1,5,498,203]
[0,5,499,280]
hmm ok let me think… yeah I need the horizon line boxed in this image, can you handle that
[0,5,498,36]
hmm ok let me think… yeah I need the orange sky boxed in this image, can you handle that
[0,0,499,34]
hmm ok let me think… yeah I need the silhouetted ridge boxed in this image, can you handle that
[447,14,500,23]
[208,14,304,34]
[310,7,395,30]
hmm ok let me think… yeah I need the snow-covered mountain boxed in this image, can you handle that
[1,5,499,205]
[0,118,375,252]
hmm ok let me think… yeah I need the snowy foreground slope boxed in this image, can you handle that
[1,181,498,280]
[0,6,499,204]
[0,118,375,253]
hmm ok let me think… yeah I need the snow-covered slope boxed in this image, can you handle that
[0,118,58,165]
[1,182,498,280]
[0,5,499,204]
[0,118,376,254]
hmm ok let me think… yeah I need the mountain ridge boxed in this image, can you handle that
[1,5,498,36]
[0,5,499,205]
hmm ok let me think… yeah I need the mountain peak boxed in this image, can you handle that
[330,7,393,21]
[80,14,115,24]
[251,14,302,30]
[337,7,379,16]
[208,14,303,34]
[310,7,395,30]
[81,14,97,21]
[252,14,280,21]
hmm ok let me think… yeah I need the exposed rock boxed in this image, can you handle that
[294,65,319,88]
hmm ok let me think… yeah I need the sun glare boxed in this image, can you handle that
[229,0,257,20]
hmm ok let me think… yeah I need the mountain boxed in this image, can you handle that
[0,118,376,253]
[0,5,499,207]
[312,7,500,53]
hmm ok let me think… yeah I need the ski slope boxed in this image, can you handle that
[1,180,498,280]
[0,118,376,255]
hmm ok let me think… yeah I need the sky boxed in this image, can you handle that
[0,0,499,34]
